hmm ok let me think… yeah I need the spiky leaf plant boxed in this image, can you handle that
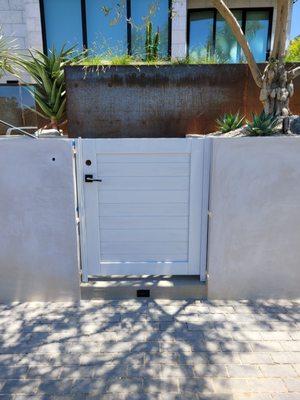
[246,112,279,136]
[145,21,160,62]
[0,29,16,76]
[15,45,82,130]
[216,112,245,133]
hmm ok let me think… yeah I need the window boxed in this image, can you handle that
[0,84,37,135]
[215,10,242,63]
[40,0,171,58]
[85,0,127,55]
[188,8,273,63]
[42,0,83,52]
[189,10,214,60]
[245,10,271,62]
[131,0,170,58]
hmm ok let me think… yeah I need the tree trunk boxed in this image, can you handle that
[259,60,294,117]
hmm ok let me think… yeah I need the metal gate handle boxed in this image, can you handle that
[85,174,102,183]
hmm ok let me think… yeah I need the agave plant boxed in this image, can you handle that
[0,29,16,76]
[246,112,279,136]
[15,45,82,130]
[216,112,245,133]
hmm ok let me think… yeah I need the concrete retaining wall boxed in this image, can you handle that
[0,137,80,302]
[207,137,300,300]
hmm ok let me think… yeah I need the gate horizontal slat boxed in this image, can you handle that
[100,216,188,229]
[98,176,189,191]
[101,241,188,259]
[99,190,188,203]
[99,203,189,217]
[98,162,190,177]
[100,229,188,242]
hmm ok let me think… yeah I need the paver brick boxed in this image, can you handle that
[283,378,300,392]
[259,365,297,378]
[0,300,299,398]
[227,365,262,378]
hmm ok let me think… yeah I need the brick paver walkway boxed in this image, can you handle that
[0,299,299,399]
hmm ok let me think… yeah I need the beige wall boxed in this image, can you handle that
[207,137,300,300]
[0,138,80,302]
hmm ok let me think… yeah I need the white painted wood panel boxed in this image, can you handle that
[77,138,210,280]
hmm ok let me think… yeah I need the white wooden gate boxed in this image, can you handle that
[76,138,210,281]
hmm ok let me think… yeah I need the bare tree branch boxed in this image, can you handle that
[288,66,300,79]
[212,0,262,88]
[271,0,292,59]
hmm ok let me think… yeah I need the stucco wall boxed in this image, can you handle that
[0,137,80,302]
[207,137,300,300]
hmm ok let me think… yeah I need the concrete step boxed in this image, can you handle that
[81,275,207,300]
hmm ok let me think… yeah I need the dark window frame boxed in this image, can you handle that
[187,7,274,62]
[39,0,172,57]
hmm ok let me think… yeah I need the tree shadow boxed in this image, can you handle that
[0,297,299,399]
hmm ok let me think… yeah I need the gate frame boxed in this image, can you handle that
[75,137,211,282]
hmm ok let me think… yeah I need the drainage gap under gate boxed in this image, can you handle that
[136,289,150,298]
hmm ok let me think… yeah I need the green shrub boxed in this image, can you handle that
[286,36,300,62]
[246,112,279,136]
[216,112,245,133]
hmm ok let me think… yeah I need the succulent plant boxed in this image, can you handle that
[216,112,245,133]
[145,21,160,62]
[0,29,16,76]
[246,112,279,136]
[15,45,83,130]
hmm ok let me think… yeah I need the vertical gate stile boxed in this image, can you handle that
[199,137,212,282]
[187,137,204,276]
[76,138,88,282]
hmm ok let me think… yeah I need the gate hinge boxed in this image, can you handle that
[76,217,80,224]
[208,211,213,218]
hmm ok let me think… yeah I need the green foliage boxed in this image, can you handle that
[0,29,16,76]
[15,45,82,128]
[246,112,279,136]
[216,112,245,133]
[83,54,136,66]
[145,21,160,62]
[286,36,300,62]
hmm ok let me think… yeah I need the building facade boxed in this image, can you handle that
[1,1,293,70]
